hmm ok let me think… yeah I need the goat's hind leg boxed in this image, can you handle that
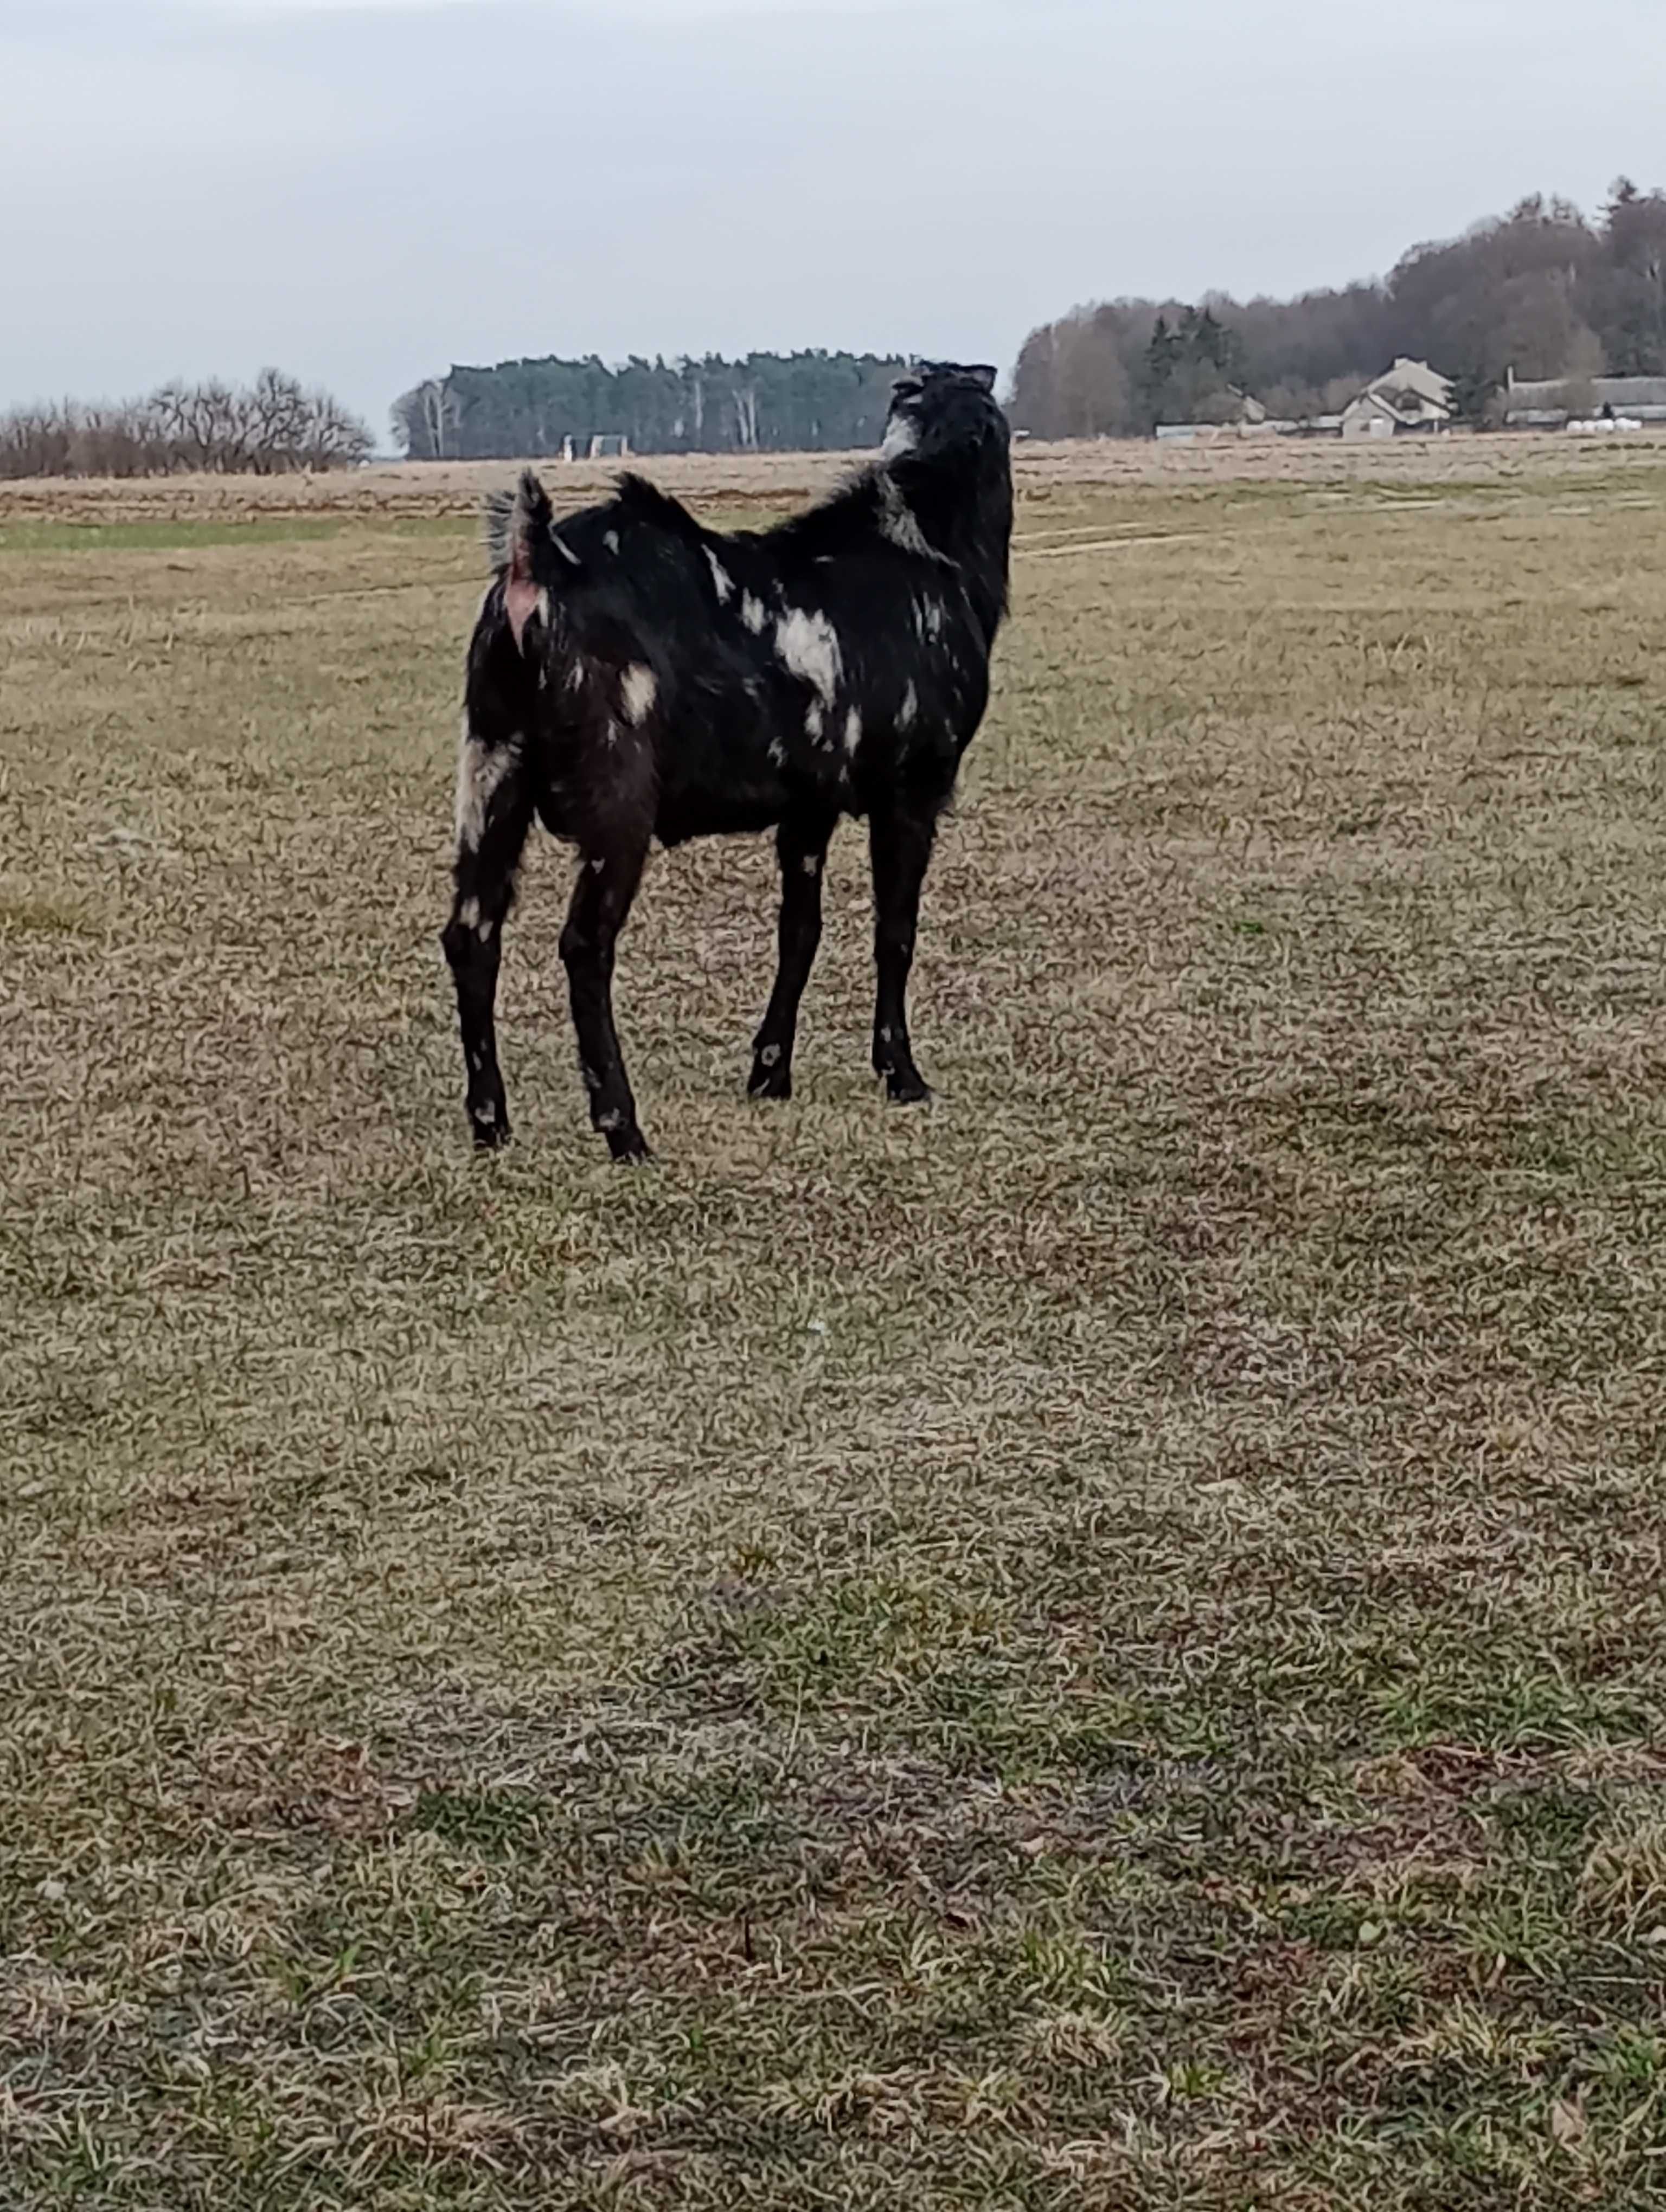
[749,813,835,1101]
[442,718,533,1148]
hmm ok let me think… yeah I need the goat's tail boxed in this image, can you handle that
[484,468,553,576]
[485,470,577,652]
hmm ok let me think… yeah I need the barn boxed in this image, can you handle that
[1503,373,1666,428]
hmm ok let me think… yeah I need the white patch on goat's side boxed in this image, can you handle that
[805,702,825,741]
[604,530,619,553]
[898,680,918,731]
[767,738,786,767]
[604,720,621,750]
[914,597,945,644]
[741,593,767,634]
[620,664,658,725]
[458,896,481,931]
[801,852,821,877]
[705,548,734,603]
[774,607,843,708]
[567,659,587,694]
[453,717,520,851]
[476,1098,497,1126]
[552,532,581,567]
[590,854,606,872]
[843,708,863,757]
[598,1109,623,1132]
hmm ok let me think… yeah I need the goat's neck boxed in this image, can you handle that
[894,457,1011,644]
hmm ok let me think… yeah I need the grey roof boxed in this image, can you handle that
[1507,375,1666,410]
[1595,376,1666,407]
[1367,357,1453,410]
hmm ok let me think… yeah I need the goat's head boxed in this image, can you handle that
[880,361,1011,640]
[880,362,1006,466]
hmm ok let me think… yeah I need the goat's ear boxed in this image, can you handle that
[890,376,924,402]
[967,365,998,394]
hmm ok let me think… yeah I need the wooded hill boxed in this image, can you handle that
[1011,184,1666,436]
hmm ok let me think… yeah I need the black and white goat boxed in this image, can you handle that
[442,361,1013,1160]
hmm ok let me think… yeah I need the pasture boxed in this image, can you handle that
[5,435,1666,2208]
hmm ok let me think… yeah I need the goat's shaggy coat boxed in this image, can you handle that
[443,363,1013,1159]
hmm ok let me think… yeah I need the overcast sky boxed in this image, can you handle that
[3,0,1661,442]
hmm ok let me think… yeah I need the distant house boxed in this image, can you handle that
[1502,372,1666,427]
[1340,358,1454,441]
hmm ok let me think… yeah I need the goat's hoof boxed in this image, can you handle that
[748,1059,793,1101]
[470,1111,512,1150]
[605,1124,652,1164]
[883,1070,933,1107]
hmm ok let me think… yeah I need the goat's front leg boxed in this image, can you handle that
[561,835,651,1161]
[748,813,836,1101]
[442,722,533,1148]
[868,795,939,1104]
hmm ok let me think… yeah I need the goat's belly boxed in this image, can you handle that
[655,782,786,846]
[652,710,862,843]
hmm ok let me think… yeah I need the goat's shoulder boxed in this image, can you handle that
[759,467,881,561]
[764,467,959,588]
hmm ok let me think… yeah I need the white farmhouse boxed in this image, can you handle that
[1340,358,1454,441]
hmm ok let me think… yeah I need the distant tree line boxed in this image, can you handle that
[392,350,910,460]
[1013,183,1666,436]
[0,371,373,479]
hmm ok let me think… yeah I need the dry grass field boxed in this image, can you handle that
[5,433,1666,2209]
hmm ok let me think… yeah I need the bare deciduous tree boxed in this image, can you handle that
[0,373,373,480]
